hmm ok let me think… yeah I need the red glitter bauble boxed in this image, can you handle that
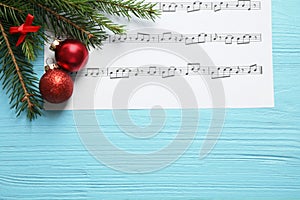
[53,39,89,72]
[39,69,74,103]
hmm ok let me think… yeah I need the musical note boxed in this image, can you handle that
[162,66,177,78]
[73,64,263,80]
[155,1,261,13]
[213,2,223,12]
[225,35,234,44]
[237,34,251,44]
[105,32,262,45]
[108,68,132,79]
[186,1,203,13]
[147,66,158,75]
[248,64,259,73]
[160,32,173,42]
[184,34,209,45]
[236,0,252,11]
[161,2,178,12]
[109,34,127,43]
[136,33,151,42]
[86,68,100,77]
[187,63,201,74]
[223,67,234,77]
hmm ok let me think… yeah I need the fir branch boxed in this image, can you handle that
[95,0,159,20]
[0,2,23,13]
[21,36,42,61]
[43,0,94,16]
[31,0,107,48]
[0,1,26,24]
[0,20,43,120]
[33,2,94,39]
[0,21,32,107]
[91,13,125,34]
[0,1,40,61]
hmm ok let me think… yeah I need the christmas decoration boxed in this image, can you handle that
[9,14,41,46]
[0,0,159,120]
[51,39,89,72]
[39,67,73,104]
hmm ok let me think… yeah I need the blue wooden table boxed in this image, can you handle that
[0,0,299,199]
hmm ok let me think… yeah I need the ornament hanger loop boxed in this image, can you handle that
[46,57,56,66]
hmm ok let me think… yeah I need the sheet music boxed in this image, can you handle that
[44,0,274,110]
[106,32,262,45]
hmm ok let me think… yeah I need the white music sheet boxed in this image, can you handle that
[44,0,274,110]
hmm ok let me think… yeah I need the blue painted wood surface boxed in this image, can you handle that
[0,0,300,199]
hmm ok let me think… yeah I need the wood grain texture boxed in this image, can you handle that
[0,0,300,199]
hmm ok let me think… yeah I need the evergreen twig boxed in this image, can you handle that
[33,2,94,39]
[0,22,32,107]
[95,0,159,20]
[0,20,43,120]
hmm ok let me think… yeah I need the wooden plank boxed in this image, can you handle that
[0,0,300,199]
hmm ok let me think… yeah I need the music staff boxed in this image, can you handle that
[71,64,263,79]
[106,32,262,45]
[154,0,261,13]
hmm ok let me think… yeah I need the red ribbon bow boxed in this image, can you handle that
[9,14,41,46]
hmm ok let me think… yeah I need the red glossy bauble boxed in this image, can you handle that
[39,69,74,103]
[53,39,89,72]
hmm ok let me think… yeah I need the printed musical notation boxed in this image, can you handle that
[44,0,274,110]
[106,32,262,45]
[155,0,261,13]
[71,64,262,79]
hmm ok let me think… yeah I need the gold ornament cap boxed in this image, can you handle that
[44,64,60,71]
[50,39,62,51]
